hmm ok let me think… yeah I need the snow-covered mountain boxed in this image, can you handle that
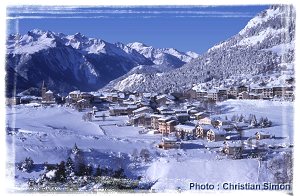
[127,42,198,66]
[6,30,198,96]
[107,5,295,92]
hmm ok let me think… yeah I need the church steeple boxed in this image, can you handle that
[41,81,47,99]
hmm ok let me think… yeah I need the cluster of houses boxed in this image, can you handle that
[6,82,284,159]
[113,100,275,156]
[6,81,295,107]
[186,85,294,102]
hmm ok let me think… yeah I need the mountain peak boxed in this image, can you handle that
[127,42,149,48]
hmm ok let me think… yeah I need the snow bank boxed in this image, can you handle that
[145,158,259,191]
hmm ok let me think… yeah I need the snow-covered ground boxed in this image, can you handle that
[6,100,293,192]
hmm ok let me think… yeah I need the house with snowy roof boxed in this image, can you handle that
[109,105,138,116]
[75,98,90,110]
[198,116,212,125]
[175,124,196,139]
[130,114,152,128]
[195,112,210,120]
[255,131,273,140]
[196,124,215,139]
[132,106,153,115]
[222,141,243,156]
[158,134,181,150]
[155,94,175,106]
[207,128,226,142]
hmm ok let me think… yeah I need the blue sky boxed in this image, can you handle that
[7,5,269,54]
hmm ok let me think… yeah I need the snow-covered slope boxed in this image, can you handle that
[108,5,295,93]
[6,30,198,95]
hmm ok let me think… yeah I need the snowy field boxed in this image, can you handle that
[6,100,294,192]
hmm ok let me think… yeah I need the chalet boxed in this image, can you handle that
[76,99,90,110]
[196,124,215,138]
[173,109,187,114]
[131,114,151,128]
[158,135,181,150]
[255,131,272,140]
[238,91,249,99]
[194,112,209,120]
[69,90,81,101]
[132,106,153,115]
[106,93,119,102]
[150,114,164,130]
[207,128,226,142]
[135,99,151,108]
[156,94,174,106]
[109,105,137,116]
[222,141,243,156]
[80,92,94,102]
[175,124,195,139]
[198,116,212,125]
[157,106,174,115]
[233,122,249,130]
[175,113,190,123]
[187,107,199,116]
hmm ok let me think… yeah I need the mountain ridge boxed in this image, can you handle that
[6,30,199,96]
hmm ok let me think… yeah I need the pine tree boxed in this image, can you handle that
[259,117,264,127]
[66,157,74,176]
[113,167,126,179]
[55,161,66,182]
[250,115,257,127]
[95,165,102,177]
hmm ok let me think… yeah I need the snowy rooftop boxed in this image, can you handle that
[175,124,195,131]
[150,114,164,118]
[132,106,152,113]
[166,120,177,124]
[69,90,80,95]
[158,117,173,122]
[156,94,175,100]
[198,124,215,130]
[208,128,226,135]
[162,136,179,142]
[45,90,53,94]
[175,113,189,117]
[224,140,243,147]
